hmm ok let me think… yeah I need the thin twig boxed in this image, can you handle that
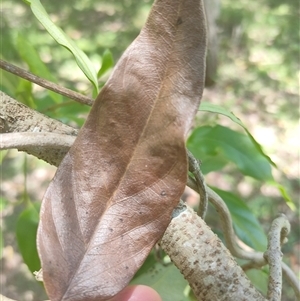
[187,150,208,218]
[160,204,268,301]
[0,295,49,301]
[0,295,17,301]
[207,185,264,262]
[0,59,94,106]
[0,132,75,150]
[282,261,300,300]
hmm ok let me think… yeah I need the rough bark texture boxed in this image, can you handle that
[264,215,290,301]
[0,91,77,165]
[160,206,267,301]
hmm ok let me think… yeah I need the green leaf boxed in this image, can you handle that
[131,261,192,301]
[187,125,273,181]
[0,66,20,96]
[132,252,157,280]
[211,187,267,251]
[270,181,295,211]
[97,49,114,78]
[15,79,35,108]
[33,95,89,127]
[31,94,56,113]
[246,268,268,295]
[197,153,228,174]
[200,102,244,127]
[16,202,41,273]
[17,34,62,104]
[198,104,293,206]
[199,102,276,167]
[23,0,99,94]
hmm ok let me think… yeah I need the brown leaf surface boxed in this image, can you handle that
[37,0,207,300]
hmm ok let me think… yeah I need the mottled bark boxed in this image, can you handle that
[161,205,267,301]
[0,91,77,165]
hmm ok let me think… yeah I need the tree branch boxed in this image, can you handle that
[207,185,264,262]
[0,132,75,151]
[0,60,94,106]
[160,204,267,301]
[0,295,22,301]
[0,91,77,165]
[0,295,48,301]
[2,91,299,300]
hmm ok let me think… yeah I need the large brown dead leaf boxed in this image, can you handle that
[37,0,207,300]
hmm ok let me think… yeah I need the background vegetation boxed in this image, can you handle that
[1,0,299,300]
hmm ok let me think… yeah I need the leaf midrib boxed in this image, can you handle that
[61,2,186,299]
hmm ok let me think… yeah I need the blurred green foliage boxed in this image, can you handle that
[16,201,41,274]
[217,0,298,120]
[1,0,298,300]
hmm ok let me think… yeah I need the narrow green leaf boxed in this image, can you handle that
[97,49,114,78]
[270,181,295,210]
[16,202,41,273]
[199,102,276,167]
[187,125,273,181]
[23,0,98,94]
[211,187,267,251]
[196,105,293,205]
[199,102,244,127]
[17,34,62,104]
[131,261,192,301]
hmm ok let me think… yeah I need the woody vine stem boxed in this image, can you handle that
[0,60,299,301]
